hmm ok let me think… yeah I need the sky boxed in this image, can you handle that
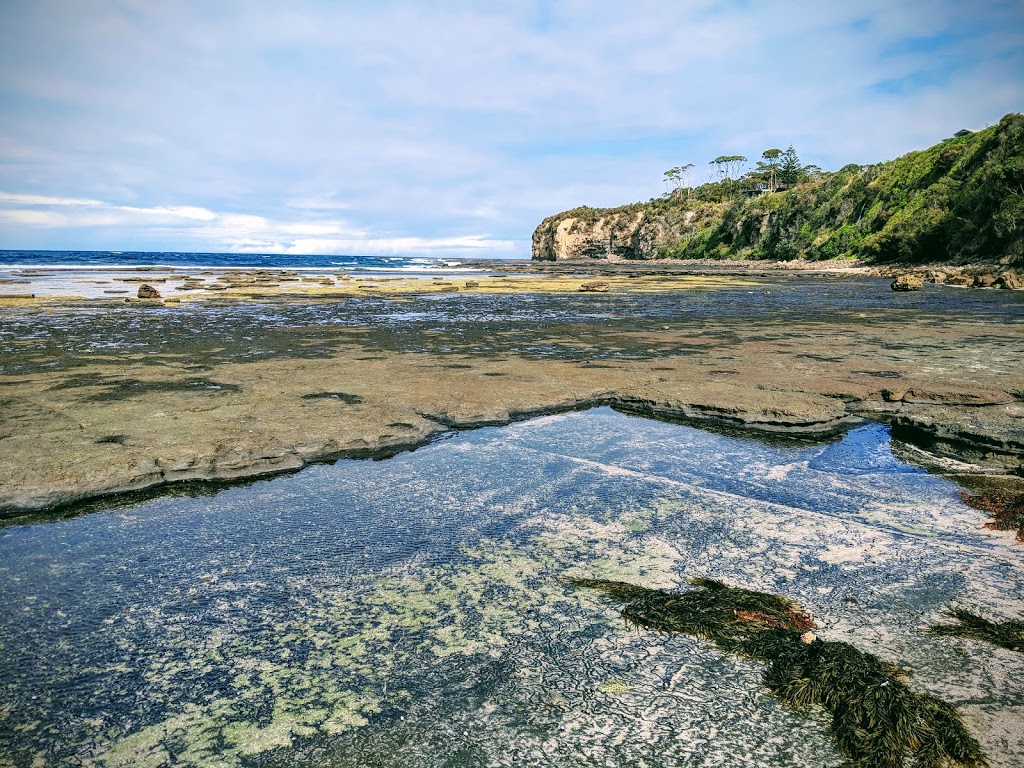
[0,1,1021,258]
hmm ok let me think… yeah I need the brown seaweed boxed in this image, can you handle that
[959,490,1024,541]
[568,577,988,768]
[929,608,1024,653]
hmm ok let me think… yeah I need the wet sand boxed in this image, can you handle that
[0,263,1022,515]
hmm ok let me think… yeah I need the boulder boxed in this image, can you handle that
[890,274,923,292]
[946,273,973,286]
[579,280,611,293]
[137,284,162,299]
[973,273,997,288]
[465,280,480,288]
[995,271,1023,290]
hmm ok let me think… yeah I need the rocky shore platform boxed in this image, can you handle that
[1,261,1021,517]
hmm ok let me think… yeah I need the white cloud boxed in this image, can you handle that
[0,191,516,255]
[0,192,104,207]
[281,236,517,256]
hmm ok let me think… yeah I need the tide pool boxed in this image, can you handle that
[1,409,1021,767]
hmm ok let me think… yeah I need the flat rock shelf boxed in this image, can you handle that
[1,409,1021,767]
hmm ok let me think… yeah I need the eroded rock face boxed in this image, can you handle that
[531,205,728,261]
[532,211,649,260]
[891,274,923,291]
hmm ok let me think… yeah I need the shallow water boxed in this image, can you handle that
[1,409,1022,767]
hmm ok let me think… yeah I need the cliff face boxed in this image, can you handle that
[533,113,1024,265]
[531,210,646,260]
[532,204,722,261]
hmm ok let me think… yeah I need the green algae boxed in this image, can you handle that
[596,679,634,695]
[82,513,685,767]
[929,608,1024,653]
[570,578,989,768]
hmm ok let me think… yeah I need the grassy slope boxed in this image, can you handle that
[540,113,1023,265]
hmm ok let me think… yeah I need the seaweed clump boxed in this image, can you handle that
[929,608,1024,653]
[569,577,988,768]
[958,490,1024,541]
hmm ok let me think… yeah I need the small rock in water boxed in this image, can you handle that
[890,274,923,292]
[137,283,162,299]
[579,280,610,292]
[800,630,817,644]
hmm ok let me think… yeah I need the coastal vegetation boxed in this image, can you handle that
[570,577,990,768]
[533,112,1024,265]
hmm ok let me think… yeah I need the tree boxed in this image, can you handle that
[677,163,695,190]
[663,164,696,197]
[779,145,803,185]
[663,167,680,191]
[761,148,782,191]
[710,155,747,181]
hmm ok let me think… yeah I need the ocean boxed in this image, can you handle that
[0,248,485,272]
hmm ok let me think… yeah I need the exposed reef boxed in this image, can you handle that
[1,271,1022,516]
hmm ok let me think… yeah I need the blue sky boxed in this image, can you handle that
[0,1,1021,258]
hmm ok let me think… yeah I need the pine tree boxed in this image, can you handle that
[779,145,803,185]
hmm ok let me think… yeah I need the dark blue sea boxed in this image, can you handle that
[0,249,475,271]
